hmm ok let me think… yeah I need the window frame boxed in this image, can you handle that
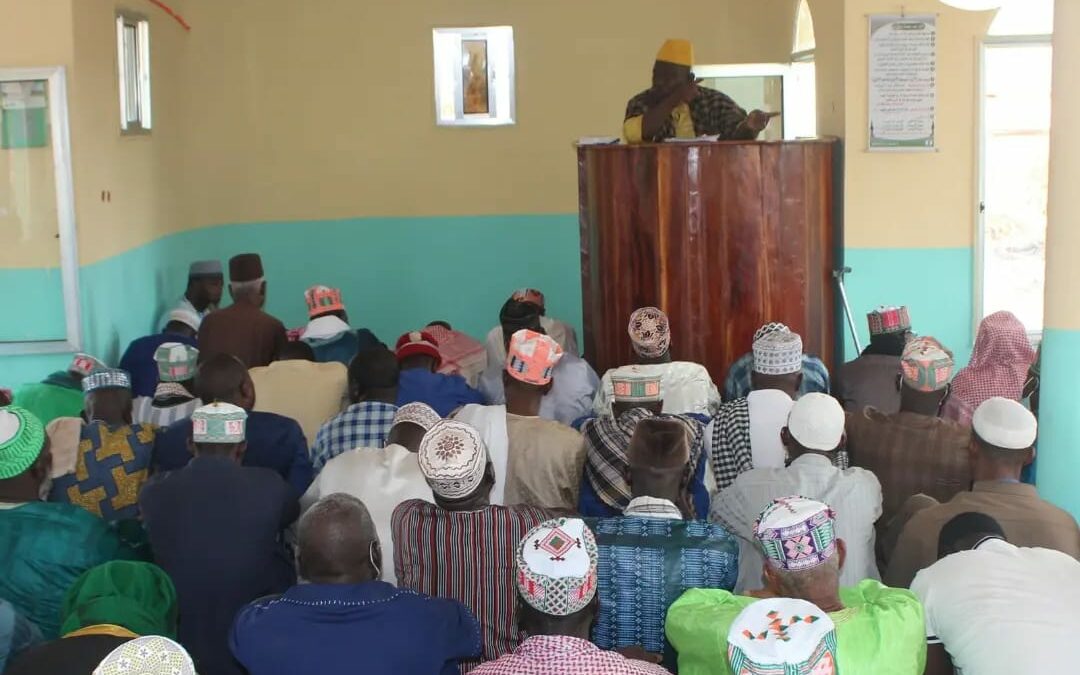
[0,66,82,356]
[116,11,152,134]
[432,26,516,127]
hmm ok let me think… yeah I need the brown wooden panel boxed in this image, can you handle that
[577,140,840,382]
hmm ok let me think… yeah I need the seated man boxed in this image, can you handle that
[395,331,484,417]
[140,402,298,675]
[6,560,178,675]
[153,353,313,495]
[392,420,549,669]
[726,599,839,674]
[310,346,399,472]
[623,39,775,144]
[50,369,155,522]
[580,371,709,519]
[711,393,882,592]
[479,300,598,425]
[158,260,223,332]
[836,306,912,414]
[915,513,1080,675]
[298,285,380,365]
[885,397,1080,587]
[120,310,200,399]
[589,417,738,668]
[456,329,586,510]
[0,601,42,672]
[427,321,487,388]
[133,343,202,427]
[593,307,720,417]
[0,406,132,638]
[846,337,971,546]
[707,330,801,494]
[249,342,348,446]
[198,253,288,368]
[722,322,830,401]
[483,288,580,364]
[232,493,481,674]
[13,353,102,426]
[472,518,671,675]
[302,402,438,583]
[668,496,926,675]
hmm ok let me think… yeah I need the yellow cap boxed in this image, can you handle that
[656,39,694,67]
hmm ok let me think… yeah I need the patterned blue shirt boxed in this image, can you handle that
[721,353,831,402]
[310,401,398,471]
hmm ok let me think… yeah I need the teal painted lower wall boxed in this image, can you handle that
[3,228,978,392]
[2,214,583,387]
[1032,327,1080,518]
[842,247,975,366]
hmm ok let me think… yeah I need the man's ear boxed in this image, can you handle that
[540,380,554,396]
[835,538,847,571]
[780,426,792,447]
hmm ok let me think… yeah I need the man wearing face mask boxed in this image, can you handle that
[623,39,777,144]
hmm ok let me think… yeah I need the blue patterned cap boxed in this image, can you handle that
[81,368,132,393]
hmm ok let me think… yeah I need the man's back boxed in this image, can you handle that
[48,421,156,522]
[249,359,347,445]
[0,502,128,638]
[397,368,484,418]
[912,539,1080,674]
[588,515,738,666]
[391,499,549,669]
[885,481,1080,587]
[13,378,83,426]
[153,411,313,495]
[139,455,297,675]
[711,453,882,592]
[505,414,586,511]
[836,354,903,414]
[230,581,480,675]
[846,408,971,527]
[666,581,926,675]
[198,303,286,368]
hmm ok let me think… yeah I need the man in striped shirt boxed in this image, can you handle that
[132,343,201,428]
[392,420,549,672]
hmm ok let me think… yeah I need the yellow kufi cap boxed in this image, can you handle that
[656,39,694,66]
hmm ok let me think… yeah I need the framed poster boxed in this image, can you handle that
[868,14,937,151]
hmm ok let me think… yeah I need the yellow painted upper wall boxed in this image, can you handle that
[842,1,994,249]
[177,0,798,228]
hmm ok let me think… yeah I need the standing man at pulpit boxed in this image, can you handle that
[623,39,778,144]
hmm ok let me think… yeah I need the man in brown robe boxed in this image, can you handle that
[197,253,287,368]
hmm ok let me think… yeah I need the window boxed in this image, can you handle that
[977,0,1052,335]
[793,0,816,58]
[432,26,515,126]
[117,12,151,133]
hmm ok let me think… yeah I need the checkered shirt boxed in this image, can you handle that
[625,86,750,141]
[310,401,398,471]
[470,635,672,674]
[722,353,831,402]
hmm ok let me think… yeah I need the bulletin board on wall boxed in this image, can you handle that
[1,80,49,149]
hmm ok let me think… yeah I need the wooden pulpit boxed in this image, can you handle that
[577,139,842,382]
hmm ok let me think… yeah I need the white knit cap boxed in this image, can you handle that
[753,331,803,376]
[787,393,845,452]
[972,397,1037,450]
[418,420,488,499]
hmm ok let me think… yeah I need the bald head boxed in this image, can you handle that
[297,493,380,584]
[195,353,254,409]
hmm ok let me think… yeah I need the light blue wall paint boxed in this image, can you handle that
[842,247,975,366]
[1032,327,1080,518]
[2,214,583,388]
[0,268,67,342]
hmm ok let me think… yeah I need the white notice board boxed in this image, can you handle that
[868,14,937,151]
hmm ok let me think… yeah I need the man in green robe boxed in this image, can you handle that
[0,405,132,638]
[667,495,926,675]
[12,353,103,426]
